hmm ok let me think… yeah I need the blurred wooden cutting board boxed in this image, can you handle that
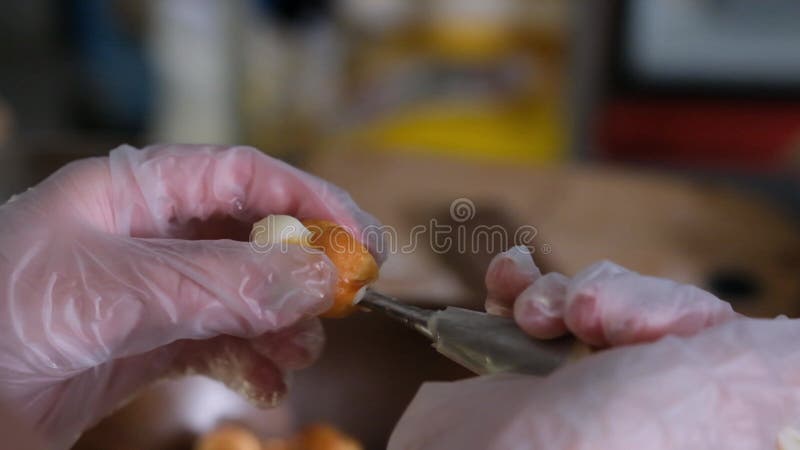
[308,149,800,317]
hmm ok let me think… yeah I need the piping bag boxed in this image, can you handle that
[359,290,588,376]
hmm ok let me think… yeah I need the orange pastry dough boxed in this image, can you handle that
[250,216,379,318]
[198,423,363,450]
[196,424,262,450]
[299,219,378,318]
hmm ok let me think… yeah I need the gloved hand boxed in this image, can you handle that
[0,144,382,448]
[389,248,800,450]
[484,246,738,346]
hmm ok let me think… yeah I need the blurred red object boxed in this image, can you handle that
[597,99,800,171]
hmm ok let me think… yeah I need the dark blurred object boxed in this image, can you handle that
[0,133,140,200]
[597,0,800,170]
[0,0,151,134]
[707,268,762,304]
[0,97,13,146]
[258,0,332,27]
[63,0,153,133]
[426,202,554,307]
[0,0,73,133]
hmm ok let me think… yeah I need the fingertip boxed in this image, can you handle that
[349,209,389,265]
[514,301,567,339]
[484,246,541,316]
[565,270,740,347]
[301,189,388,265]
[513,273,569,339]
[564,293,608,347]
[243,243,338,324]
[568,260,630,296]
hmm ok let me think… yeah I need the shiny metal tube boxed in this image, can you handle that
[360,290,579,376]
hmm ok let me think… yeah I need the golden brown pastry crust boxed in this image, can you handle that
[249,216,379,319]
[300,220,378,318]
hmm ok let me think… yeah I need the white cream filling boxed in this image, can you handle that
[252,215,375,306]
[251,215,311,247]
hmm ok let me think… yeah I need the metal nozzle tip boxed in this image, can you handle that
[359,290,435,339]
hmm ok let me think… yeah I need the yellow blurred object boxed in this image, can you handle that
[198,423,363,450]
[261,440,291,450]
[196,425,262,450]
[425,24,515,62]
[423,0,519,62]
[346,99,565,164]
[291,423,363,450]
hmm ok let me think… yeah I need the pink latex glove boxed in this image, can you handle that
[0,144,382,448]
[388,249,800,450]
[485,246,737,346]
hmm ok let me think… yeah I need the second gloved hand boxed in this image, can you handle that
[485,246,738,346]
[390,317,800,450]
[389,249,800,449]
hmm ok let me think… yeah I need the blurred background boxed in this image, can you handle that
[4,0,800,449]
